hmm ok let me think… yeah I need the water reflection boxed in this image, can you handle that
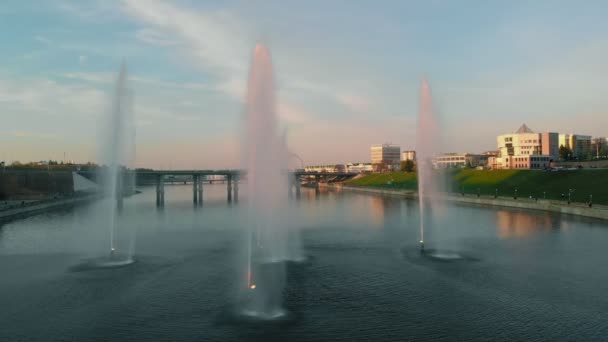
[496,210,555,239]
[370,196,402,229]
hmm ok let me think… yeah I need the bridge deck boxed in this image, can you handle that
[78,170,358,177]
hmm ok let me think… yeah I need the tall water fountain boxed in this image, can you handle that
[97,62,136,266]
[416,78,441,253]
[240,44,294,319]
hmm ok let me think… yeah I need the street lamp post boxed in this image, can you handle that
[543,191,546,199]
[477,188,480,198]
[589,194,593,208]
[514,188,518,200]
[495,188,498,199]
[568,188,575,204]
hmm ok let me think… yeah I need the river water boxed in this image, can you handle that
[1,184,607,341]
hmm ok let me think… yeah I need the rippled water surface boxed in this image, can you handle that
[1,184,608,341]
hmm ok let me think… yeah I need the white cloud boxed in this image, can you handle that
[11,130,60,140]
[335,93,372,114]
[0,77,104,116]
[134,28,181,46]
[122,0,249,75]
[60,71,215,91]
[79,55,87,65]
[120,0,377,128]
[55,0,122,21]
[34,35,52,45]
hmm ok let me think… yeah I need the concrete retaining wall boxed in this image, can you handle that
[323,183,608,221]
[0,194,101,223]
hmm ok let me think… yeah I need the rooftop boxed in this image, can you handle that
[515,123,535,134]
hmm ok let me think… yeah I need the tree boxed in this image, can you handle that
[373,161,391,173]
[400,160,415,172]
[559,145,572,161]
[600,144,608,158]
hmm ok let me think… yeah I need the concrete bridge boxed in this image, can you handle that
[135,170,240,207]
[78,169,357,207]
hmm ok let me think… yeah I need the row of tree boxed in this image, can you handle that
[1,161,100,171]
[400,160,415,172]
[559,144,608,161]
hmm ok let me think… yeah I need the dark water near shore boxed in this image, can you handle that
[1,184,608,341]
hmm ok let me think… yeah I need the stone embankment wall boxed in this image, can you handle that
[322,183,608,220]
[0,193,100,223]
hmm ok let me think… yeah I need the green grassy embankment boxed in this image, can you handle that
[347,169,608,205]
[347,172,418,190]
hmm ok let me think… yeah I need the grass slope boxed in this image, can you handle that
[347,172,417,190]
[347,169,608,204]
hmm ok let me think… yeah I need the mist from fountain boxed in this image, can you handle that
[239,43,296,319]
[96,62,137,265]
[415,78,441,253]
[281,128,305,263]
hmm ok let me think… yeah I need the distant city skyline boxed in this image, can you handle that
[2,1,608,168]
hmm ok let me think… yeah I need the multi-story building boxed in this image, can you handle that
[491,124,559,169]
[305,164,345,173]
[401,150,416,161]
[559,134,592,159]
[370,144,401,171]
[434,153,489,168]
[541,132,559,158]
[481,150,500,157]
[345,163,374,173]
[305,163,373,173]
[496,124,543,157]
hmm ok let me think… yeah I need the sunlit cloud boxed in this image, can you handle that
[120,0,374,128]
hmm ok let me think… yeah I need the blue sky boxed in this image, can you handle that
[2,0,607,168]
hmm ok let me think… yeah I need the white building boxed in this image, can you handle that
[434,153,490,168]
[370,144,400,171]
[490,124,558,169]
[401,150,416,161]
[345,163,374,173]
[305,164,346,173]
[559,134,592,159]
[305,163,372,173]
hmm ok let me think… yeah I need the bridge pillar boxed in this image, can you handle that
[233,175,239,202]
[315,174,321,196]
[198,175,203,205]
[193,175,198,204]
[116,171,124,212]
[156,175,160,207]
[160,175,165,206]
[295,174,301,199]
[227,174,233,203]
[156,174,165,207]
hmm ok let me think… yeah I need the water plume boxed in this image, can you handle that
[415,78,441,252]
[97,62,136,264]
[239,43,296,318]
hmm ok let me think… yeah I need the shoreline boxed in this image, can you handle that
[0,193,102,223]
[323,183,608,221]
